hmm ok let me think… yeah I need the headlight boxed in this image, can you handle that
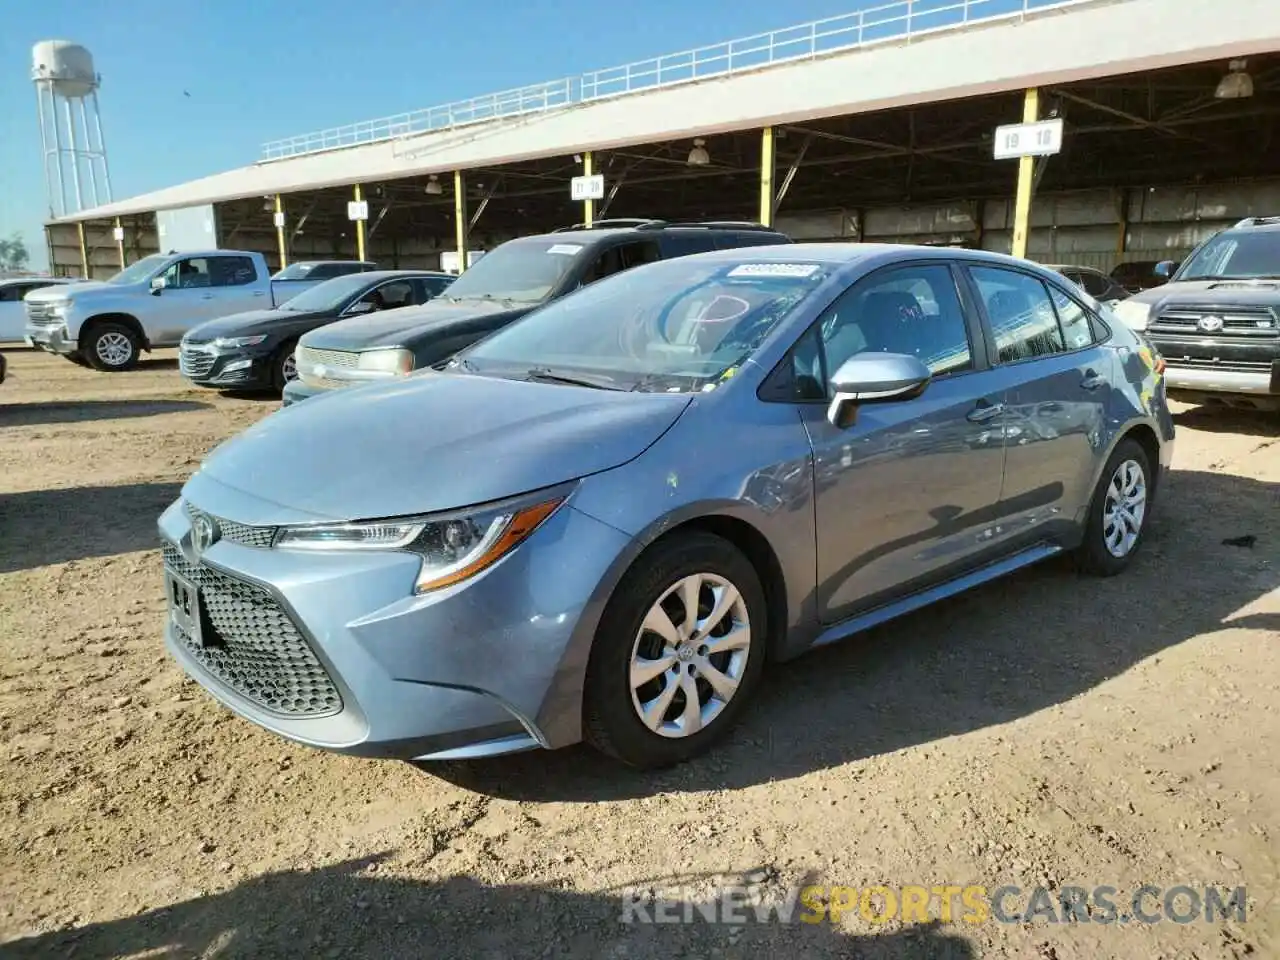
[357,348,414,375]
[1111,300,1151,331]
[274,496,565,593]
[213,335,268,349]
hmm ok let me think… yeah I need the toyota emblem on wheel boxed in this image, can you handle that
[1197,315,1225,332]
[191,513,219,557]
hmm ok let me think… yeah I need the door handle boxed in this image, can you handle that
[200,294,214,300]
[1080,369,1107,390]
[966,400,1005,423]
[252,291,267,297]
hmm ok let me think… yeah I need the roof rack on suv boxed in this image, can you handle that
[1233,216,1280,228]
[552,218,780,233]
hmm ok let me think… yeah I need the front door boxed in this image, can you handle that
[964,264,1114,551]
[796,261,1009,624]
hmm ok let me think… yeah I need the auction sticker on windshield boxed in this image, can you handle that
[727,263,822,278]
[547,244,583,256]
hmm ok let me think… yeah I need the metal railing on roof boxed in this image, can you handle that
[259,0,1112,162]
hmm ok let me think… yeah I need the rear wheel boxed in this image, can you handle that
[84,323,140,372]
[583,532,768,769]
[1076,438,1152,576]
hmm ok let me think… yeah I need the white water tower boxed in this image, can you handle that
[32,40,113,219]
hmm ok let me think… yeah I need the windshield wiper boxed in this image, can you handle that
[524,367,623,390]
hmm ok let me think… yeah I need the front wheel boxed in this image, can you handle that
[84,323,141,372]
[1076,437,1153,576]
[583,532,768,769]
[270,340,299,393]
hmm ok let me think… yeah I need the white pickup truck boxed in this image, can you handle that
[24,251,373,372]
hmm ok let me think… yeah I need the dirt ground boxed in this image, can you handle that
[0,347,1276,960]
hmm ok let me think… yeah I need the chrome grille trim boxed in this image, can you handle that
[179,344,217,379]
[24,302,62,326]
[297,345,360,368]
[162,543,342,718]
[185,501,277,548]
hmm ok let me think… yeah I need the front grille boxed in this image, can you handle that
[179,343,216,379]
[297,345,359,368]
[163,543,342,718]
[25,302,62,326]
[185,501,277,548]
[1151,306,1279,339]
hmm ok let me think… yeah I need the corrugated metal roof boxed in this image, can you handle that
[56,0,1280,223]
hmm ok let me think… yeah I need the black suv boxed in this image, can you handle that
[1111,217,1280,411]
[283,219,792,405]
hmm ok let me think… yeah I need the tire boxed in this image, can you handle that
[270,340,299,393]
[84,322,140,372]
[583,531,768,769]
[1075,437,1153,577]
[67,351,92,368]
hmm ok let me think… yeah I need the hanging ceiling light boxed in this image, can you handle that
[1215,59,1254,99]
[687,138,711,166]
[424,174,443,195]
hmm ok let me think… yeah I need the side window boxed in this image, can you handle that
[661,233,717,258]
[820,263,974,383]
[1080,271,1110,298]
[210,256,258,288]
[163,257,212,289]
[970,266,1066,363]
[361,280,414,310]
[417,277,452,301]
[1046,283,1095,350]
[581,240,660,286]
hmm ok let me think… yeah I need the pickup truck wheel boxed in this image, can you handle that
[85,323,140,372]
[67,351,92,368]
[270,340,299,393]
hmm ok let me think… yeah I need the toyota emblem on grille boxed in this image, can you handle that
[191,513,219,556]
[1198,315,1225,332]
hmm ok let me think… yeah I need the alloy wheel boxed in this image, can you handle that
[282,352,298,381]
[628,572,751,739]
[96,332,133,367]
[1102,458,1147,558]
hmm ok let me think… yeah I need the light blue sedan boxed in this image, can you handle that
[158,243,1174,769]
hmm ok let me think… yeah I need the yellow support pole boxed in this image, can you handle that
[582,151,595,227]
[759,127,775,227]
[454,170,469,273]
[76,221,88,278]
[1010,87,1039,260]
[114,216,125,270]
[274,194,288,270]
[353,184,367,262]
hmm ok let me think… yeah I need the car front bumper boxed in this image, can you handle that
[1160,361,1279,397]
[281,378,328,406]
[156,475,630,761]
[24,323,77,355]
[180,343,276,390]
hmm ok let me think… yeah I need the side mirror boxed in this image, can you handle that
[344,300,375,316]
[826,353,932,428]
[150,275,166,296]
[1154,260,1176,279]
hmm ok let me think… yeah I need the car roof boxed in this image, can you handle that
[1043,263,1098,273]
[292,259,378,266]
[514,225,790,245]
[353,269,452,281]
[671,242,1063,270]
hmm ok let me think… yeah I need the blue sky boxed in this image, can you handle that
[2,0,881,267]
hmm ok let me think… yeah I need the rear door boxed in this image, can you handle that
[962,263,1113,552]
[577,239,662,287]
[208,254,269,317]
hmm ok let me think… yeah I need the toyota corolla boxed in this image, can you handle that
[158,244,1174,769]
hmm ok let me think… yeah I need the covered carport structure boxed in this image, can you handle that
[51,0,1280,284]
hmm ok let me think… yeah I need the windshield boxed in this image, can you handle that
[280,272,378,311]
[108,254,170,285]
[273,262,321,281]
[442,239,584,303]
[458,257,832,391]
[1177,231,1280,280]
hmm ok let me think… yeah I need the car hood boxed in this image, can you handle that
[1129,279,1280,308]
[302,298,519,351]
[25,281,114,302]
[193,371,692,521]
[187,308,324,340]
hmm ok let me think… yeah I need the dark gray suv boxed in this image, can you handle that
[283,219,791,405]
